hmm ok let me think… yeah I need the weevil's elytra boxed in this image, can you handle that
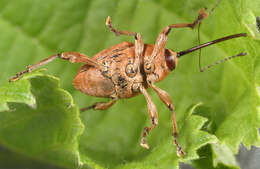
[9,1,248,156]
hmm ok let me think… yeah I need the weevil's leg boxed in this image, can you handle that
[146,8,208,63]
[80,98,117,112]
[59,52,101,68]
[132,33,144,71]
[106,16,137,37]
[9,52,102,82]
[150,83,185,156]
[9,54,59,82]
[106,16,144,70]
[139,86,158,149]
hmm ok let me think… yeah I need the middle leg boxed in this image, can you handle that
[106,16,144,71]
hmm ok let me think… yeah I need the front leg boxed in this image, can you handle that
[139,86,158,149]
[106,16,144,72]
[144,8,208,69]
[151,84,185,156]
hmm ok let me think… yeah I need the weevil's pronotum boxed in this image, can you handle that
[9,1,247,156]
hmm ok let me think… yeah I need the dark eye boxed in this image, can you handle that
[144,62,155,74]
[125,64,137,78]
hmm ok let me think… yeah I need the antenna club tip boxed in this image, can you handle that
[239,52,247,56]
[242,33,248,37]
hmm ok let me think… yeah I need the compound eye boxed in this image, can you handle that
[125,64,137,78]
[144,62,155,74]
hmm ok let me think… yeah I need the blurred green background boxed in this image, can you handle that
[0,0,260,169]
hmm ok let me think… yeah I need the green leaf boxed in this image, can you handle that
[0,0,259,169]
[0,71,89,168]
[114,104,218,169]
[0,75,36,112]
[211,144,239,168]
[191,145,240,169]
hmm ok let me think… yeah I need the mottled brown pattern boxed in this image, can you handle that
[73,42,175,99]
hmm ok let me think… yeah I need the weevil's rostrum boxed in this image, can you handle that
[9,4,247,156]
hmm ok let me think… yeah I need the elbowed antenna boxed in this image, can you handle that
[177,33,247,58]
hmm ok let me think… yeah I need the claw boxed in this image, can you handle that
[140,138,149,149]
[9,70,29,82]
[174,140,186,157]
[177,147,186,157]
[140,142,149,149]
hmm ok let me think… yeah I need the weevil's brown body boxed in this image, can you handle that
[9,5,247,156]
[73,42,174,99]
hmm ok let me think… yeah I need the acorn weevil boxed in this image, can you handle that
[9,2,247,156]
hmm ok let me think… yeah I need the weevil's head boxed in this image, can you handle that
[144,48,178,83]
[164,48,178,71]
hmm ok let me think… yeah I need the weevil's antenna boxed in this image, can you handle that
[198,22,202,71]
[209,0,221,15]
[198,0,221,72]
[199,52,247,72]
[177,33,247,57]
[256,16,260,33]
